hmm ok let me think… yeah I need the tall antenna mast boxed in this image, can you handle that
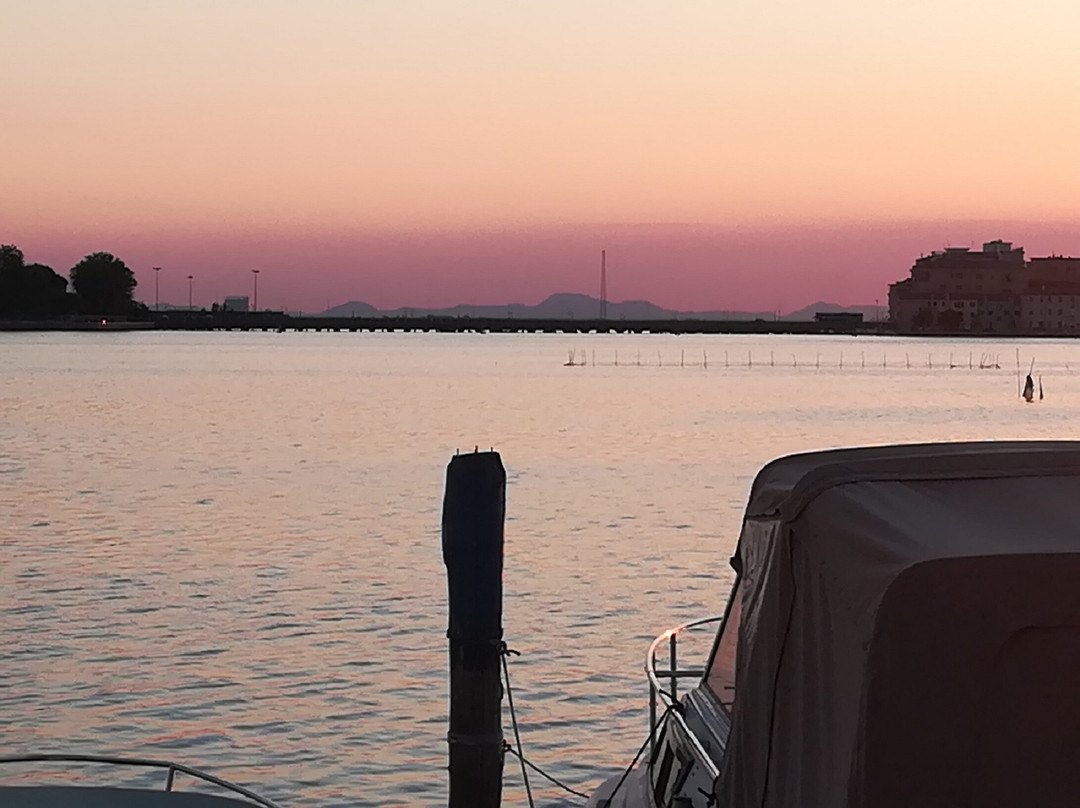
[600,249,607,320]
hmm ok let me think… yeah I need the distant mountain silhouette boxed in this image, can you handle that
[320,294,876,321]
[323,301,381,317]
[531,293,673,319]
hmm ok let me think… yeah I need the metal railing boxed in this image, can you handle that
[645,615,724,780]
[0,753,283,807]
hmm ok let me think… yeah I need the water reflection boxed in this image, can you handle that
[2,331,1078,805]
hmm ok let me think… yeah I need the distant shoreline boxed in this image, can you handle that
[0,313,1060,337]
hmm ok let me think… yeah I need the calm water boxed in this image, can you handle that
[3,331,1080,806]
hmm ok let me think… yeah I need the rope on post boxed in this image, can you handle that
[499,643,594,803]
[499,642,535,808]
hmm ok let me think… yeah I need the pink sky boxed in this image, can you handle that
[4,2,1079,312]
[11,221,1080,314]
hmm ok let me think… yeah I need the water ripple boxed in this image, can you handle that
[5,331,1080,804]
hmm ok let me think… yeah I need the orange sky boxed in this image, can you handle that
[4,2,1079,311]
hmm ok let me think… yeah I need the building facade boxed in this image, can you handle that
[889,242,1080,333]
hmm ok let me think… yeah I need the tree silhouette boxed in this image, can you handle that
[911,307,934,331]
[936,307,964,332]
[70,252,137,314]
[0,244,72,316]
[0,244,22,272]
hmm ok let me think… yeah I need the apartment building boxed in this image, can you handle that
[889,242,1080,333]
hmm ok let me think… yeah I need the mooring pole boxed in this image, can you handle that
[443,450,505,808]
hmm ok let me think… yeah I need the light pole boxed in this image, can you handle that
[153,266,162,310]
[251,269,260,312]
[187,275,194,310]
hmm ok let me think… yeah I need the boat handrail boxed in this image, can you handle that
[0,753,283,807]
[645,615,724,782]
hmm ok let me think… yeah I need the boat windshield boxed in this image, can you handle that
[704,581,741,712]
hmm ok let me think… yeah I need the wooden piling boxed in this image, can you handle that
[443,451,506,808]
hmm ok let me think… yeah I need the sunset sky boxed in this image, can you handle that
[4,1,1079,312]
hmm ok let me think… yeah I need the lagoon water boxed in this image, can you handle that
[3,330,1080,806]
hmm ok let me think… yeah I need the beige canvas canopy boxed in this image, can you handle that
[715,441,1080,808]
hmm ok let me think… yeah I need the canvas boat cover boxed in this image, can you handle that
[715,441,1080,808]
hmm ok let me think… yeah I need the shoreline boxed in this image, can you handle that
[2,314,1078,338]
[0,313,889,336]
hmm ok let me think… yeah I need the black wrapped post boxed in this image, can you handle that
[443,450,505,808]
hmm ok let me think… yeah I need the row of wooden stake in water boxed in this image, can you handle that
[562,349,1054,370]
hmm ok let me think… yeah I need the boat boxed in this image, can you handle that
[589,441,1080,808]
[0,754,281,806]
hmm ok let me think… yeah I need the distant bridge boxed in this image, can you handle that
[0,312,894,335]
[150,312,892,335]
